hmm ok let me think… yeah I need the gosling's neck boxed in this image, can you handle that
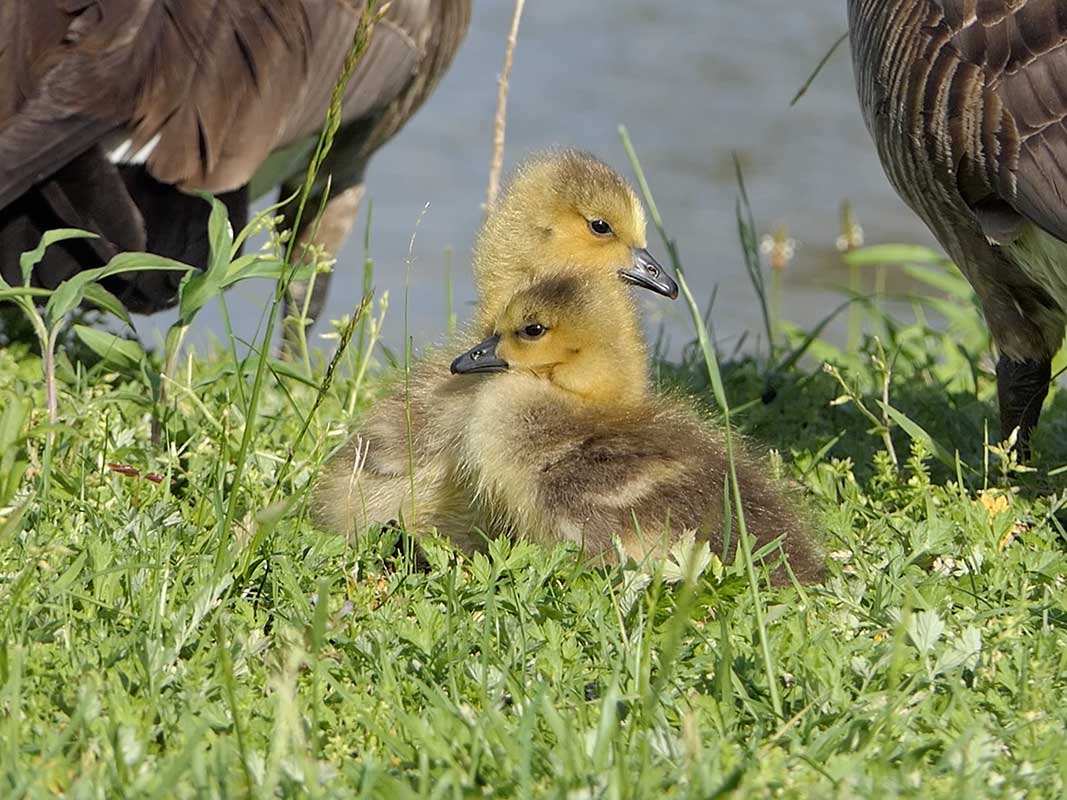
[549,325,651,414]
[472,213,545,331]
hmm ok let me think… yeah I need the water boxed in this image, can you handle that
[138,0,936,358]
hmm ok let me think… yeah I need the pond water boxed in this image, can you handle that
[136,0,937,358]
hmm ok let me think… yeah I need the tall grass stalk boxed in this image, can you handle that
[620,126,783,718]
[761,226,795,352]
[291,175,335,376]
[345,201,379,415]
[353,201,375,370]
[444,246,457,337]
[346,293,388,417]
[270,296,370,506]
[839,201,864,351]
[675,270,783,718]
[790,31,849,107]
[770,268,781,346]
[732,158,776,361]
[214,3,379,581]
[485,0,526,212]
[402,203,431,527]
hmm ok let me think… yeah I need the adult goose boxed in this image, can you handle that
[848,0,1067,452]
[0,0,470,335]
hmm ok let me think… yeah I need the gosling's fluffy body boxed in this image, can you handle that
[453,273,824,583]
[460,375,822,580]
[310,344,485,551]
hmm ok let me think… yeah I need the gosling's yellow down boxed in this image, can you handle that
[449,272,825,583]
[309,150,676,543]
[473,148,676,332]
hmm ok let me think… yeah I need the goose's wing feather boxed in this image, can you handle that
[939,0,1067,243]
[0,0,427,208]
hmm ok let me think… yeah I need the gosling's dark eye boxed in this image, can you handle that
[589,219,613,236]
[521,323,546,339]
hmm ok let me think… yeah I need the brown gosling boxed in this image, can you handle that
[449,272,826,584]
[309,150,676,544]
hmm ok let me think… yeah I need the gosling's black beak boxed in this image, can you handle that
[619,248,678,299]
[450,335,509,375]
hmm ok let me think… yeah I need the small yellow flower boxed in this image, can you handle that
[978,490,1010,519]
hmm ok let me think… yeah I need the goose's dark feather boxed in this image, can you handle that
[0,0,470,311]
[850,0,1067,445]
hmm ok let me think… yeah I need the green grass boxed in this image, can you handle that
[2,237,1067,797]
[2,103,1066,796]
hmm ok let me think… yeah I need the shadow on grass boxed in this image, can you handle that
[658,353,1067,494]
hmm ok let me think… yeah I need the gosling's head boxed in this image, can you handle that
[473,149,676,330]
[452,272,649,409]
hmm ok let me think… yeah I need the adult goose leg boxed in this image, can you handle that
[997,357,1052,456]
[847,0,1067,458]
[278,176,366,356]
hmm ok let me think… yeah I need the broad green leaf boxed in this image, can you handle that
[176,271,217,323]
[0,286,51,301]
[252,354,321,389]
[779,320,845,365]
[19,229,98,287]
[177,194,234,324]
[0,498,30,546]
[772,297,855,374]
[878,400,959,470]
[933,626,982,676]
[907,609,945,656]
[94,252,194,281]
[922,297,983,330]
[53,550,88,593]
[0,395,30,506]
[73,325,147,373]
[203,193,235,271]
[198,354,319,389]
[0,394,29,450]
[903,263,974,301]
[223,255,311,286]
[81,284,133,326]
[46,253,191,325]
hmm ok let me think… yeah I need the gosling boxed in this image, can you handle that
[473,147,676,331]
[309,149,677,542]
[450,272,825,584]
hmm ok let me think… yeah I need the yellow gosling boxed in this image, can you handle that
[450,272,825,584]
[473,148,675,332]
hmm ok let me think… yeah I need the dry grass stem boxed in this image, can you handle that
[485,0,526,213]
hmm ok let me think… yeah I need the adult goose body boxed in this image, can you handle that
[848,0,1067,450]
[0,0,470,322]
